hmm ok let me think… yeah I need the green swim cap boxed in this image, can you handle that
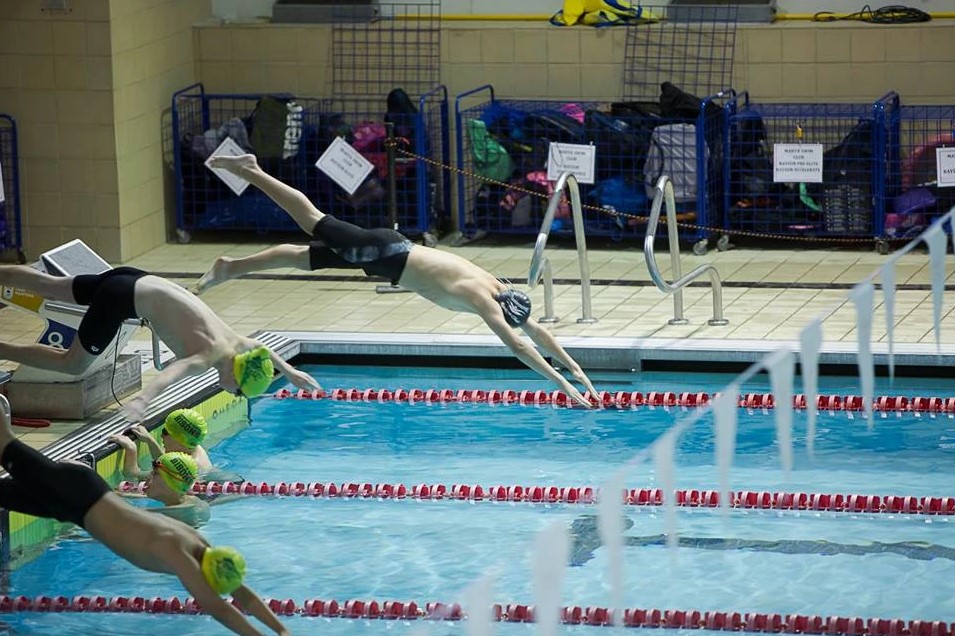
[154,451,198,495]
[233,346,274,398]
[201,546,247,595]
[163,408,208,450]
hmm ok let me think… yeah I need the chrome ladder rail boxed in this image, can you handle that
[644,176,728,326]
[528,172,596,324]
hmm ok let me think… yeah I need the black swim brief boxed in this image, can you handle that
[308,215,413,285]
[71,266,148,355]
[0,440,111,528]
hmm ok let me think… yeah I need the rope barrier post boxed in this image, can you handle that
[376,123,412,296]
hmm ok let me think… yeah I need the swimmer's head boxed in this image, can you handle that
[201,546,247,595]
[495,289,532,327]
[152,451,198,495]
[232,346,274,398]
[162,408,207,450]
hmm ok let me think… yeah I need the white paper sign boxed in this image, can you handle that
[315,136,375,195]
[546,142,596,185]
[0,160,5,204]
[935,147,955,187]
[773,143,823,183]
[204,137,251,196]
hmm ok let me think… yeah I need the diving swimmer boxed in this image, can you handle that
[197,154,599,407]
[0,265,321,420]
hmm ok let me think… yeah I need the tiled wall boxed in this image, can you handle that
[194,21,955,104]
[110,0,208,260]
[0,0,115,260]
[0,0,206,263]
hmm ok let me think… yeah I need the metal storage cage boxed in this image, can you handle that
[890,105,955,243]
[455,84,734,251]
[170,83,449,241]
[722,92,900,247]
[0,115,24,263]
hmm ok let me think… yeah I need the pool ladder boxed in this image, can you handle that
[645,176,728,326]
[527,172,596,324]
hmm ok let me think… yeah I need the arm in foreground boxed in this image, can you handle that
[173,554,276,636]
[478,304,591,407]
[256,342,323,392]
[122,356,209,422]
[232,586,292,636]
[520,318,599,397]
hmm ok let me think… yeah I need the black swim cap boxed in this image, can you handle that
[496,289,532,327]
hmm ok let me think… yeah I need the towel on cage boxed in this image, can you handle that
[550,0,657,26]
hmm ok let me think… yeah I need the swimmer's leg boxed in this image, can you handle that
[196,244,310,293]
[0,265,76,303]
[0,339,96,376]
[240,160,325,234]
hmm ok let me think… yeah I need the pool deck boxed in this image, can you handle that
[1,239,952,452]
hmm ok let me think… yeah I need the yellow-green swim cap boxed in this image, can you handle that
[153,451,198,495]
[233,346,274,398]
[162,408,208,450]
[201,546,247,595]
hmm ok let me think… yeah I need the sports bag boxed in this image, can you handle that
[250,94,304,160]
[644,123,703,201]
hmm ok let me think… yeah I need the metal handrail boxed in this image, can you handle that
[0,393,10,424]
[644,176,728,326]
[528,172,596,324]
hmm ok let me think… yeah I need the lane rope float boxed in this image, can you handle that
[1,594,950,636]
[272,388,955,415]
[117,480,955,516]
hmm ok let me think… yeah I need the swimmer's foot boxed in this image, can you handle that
[196,257,234,294]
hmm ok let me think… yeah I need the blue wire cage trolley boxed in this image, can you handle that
[0,115,24,263]
[171,83,450,241]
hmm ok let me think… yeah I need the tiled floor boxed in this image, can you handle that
[1,238,952,449]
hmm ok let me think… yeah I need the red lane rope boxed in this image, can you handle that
[117,480,955,516]
[273,388,955,415]
[11,416,51,428]
[1,594,950,635]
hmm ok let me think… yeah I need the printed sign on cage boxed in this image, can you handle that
[936,147,955,188]
[773,143,823,183]
[546,142,596,185]
[315,136,375,196]
[0,160,5,203]
[204,137,251,196]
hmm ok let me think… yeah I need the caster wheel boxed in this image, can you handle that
[716,234,733,252]
[176,229,191,244]
[875,239,889,255]
[692,239,708,256]
[422,232,438,248]
[16,250,26,264]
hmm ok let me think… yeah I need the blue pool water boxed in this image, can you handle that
[4,365,955,634]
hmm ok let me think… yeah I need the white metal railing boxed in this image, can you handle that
[644,176,728,326]
[527,172,596,324]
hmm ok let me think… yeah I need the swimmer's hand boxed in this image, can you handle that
[109,433,136,451]
[121,396,148,423]
[564,385,594,409]
[573,370,599,399]
[287,369,322,393]
[207,153,260,178]
[126,424,152,441]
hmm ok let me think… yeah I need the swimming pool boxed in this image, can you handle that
[3,364,955,634]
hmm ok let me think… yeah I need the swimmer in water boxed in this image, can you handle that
[108,435,211,527]
[126,409,212,473]
[197,154,599,407]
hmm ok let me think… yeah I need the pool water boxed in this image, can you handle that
[4,366,955,634]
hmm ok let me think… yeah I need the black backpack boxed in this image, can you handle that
[584,109,653,180]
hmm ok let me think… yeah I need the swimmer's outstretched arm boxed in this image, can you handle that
[477,301,592,408]
[244,338,323,393]
[122,355,208,422]
[209,154,322,235]
[174,558,287,636]
[520,319,599,397]
[232,586,292,636]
